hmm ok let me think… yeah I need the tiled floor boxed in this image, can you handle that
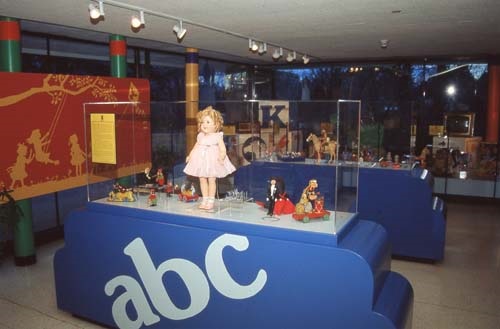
[0,200,499,329]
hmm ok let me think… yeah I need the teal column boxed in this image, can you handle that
[109,34,127,78]
[1,17,36,266]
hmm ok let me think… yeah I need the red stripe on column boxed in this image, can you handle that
[109,40,126,56]
[0,21,20,41]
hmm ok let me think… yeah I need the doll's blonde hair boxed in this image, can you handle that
[197,106,224,132]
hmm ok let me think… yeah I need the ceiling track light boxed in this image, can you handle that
[88,1,104,20]
[131,10,145,29]
[84,1,317,62]
[272,47,283,60]
[248,38,259,52]
[258,42,267,55]
[173,20,187,40]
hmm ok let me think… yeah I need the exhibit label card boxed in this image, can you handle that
[91,113,117,164]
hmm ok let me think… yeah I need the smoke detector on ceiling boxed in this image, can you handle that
[380,39,389,49]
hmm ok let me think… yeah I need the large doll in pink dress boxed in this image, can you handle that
[184,106,236,210]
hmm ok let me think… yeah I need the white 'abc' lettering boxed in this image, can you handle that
[104,233,267,329]
[205,233,268,299]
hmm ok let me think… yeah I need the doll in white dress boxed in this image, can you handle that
[184,106,236,210]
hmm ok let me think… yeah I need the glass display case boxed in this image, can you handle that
[83,100,361,235]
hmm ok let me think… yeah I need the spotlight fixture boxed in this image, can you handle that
[272,47,283,60]
[248,39,259,52]
[380,39,389,49]
[88,1,104,20]
[258,42,267,55]
[173,20,187,40]
[131,10,145,29]
[286,51,296,62]
[302,54,310,64]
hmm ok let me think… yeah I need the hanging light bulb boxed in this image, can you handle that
[272,47,283,60]
[131,10,145,29]
[88,1,104,20]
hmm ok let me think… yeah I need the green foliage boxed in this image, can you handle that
[0,192,21,255]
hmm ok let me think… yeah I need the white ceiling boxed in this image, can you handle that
[2,0,500,64]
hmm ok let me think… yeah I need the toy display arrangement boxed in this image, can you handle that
[57,100,414,329]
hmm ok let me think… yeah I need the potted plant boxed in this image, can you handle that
[0,186,21,262]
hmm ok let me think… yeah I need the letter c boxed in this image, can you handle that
[205,234,267,299]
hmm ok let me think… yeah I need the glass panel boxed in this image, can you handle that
[49,39,109,61]
[84,100,360,236]
[83,102,150,202]
[335,100,361,220]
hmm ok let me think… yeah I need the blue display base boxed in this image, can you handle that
[54,200,413,329]
[234,161,446,261]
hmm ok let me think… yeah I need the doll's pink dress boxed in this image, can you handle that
[184,132,236,178]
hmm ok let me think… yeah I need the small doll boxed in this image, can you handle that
[271,177,295,216]
[148,189,157,206]
[266,177,282,216]
[184,106,236,210]
[156,168,165,187]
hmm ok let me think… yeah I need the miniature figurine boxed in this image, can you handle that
[295,179,319,214]
[156,168,165,187]
[306,133,336,164]
[184,106,236,210]
[148,189,157,206]
[392,154,401,169]
[293,179,330,222]
[178,181,200,202]
[107,182,135,202]
[266,177,282,216]
[273,179,295,216]
[144,167,156,186]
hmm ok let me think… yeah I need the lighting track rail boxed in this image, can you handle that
[90,0,316,63]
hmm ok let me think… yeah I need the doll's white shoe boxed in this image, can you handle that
[204,198,215,211]
[198,198,208,209]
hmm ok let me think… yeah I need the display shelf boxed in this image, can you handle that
[54,200,413,329]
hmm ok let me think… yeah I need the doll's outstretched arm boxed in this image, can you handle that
[217,135,227,163]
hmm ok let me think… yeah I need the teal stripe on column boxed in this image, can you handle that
[14,200,36,266]
[0,40,21,71]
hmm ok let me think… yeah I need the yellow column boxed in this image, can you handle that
[486,64,499,143]
[185,48,199,153]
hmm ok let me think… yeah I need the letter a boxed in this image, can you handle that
[105,275,160,329]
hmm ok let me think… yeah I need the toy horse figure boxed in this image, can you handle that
[306,133,337,164]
